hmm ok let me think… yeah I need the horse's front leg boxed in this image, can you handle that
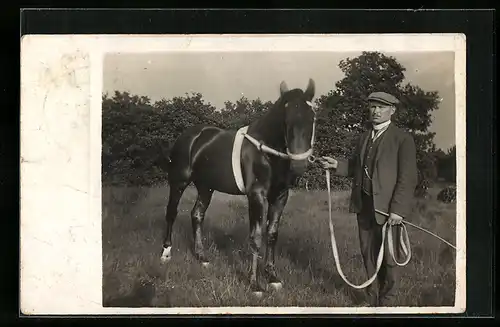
[264,188,289,290]
[248,186,269,297]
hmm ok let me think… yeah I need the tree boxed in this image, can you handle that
[102,91,221,186]
[218,97,274,129]
[312,51,442,192]
[102,91,165,185]
[439,145,456,183]
[101,52,444,192]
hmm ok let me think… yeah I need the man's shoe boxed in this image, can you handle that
[366,294,379,307]
[379,296,397,307]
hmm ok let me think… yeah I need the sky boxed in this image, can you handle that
[103,51,456,151]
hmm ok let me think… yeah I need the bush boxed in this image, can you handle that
[295,166,352,191]
[102,88,440,192]
[437,185,457,203]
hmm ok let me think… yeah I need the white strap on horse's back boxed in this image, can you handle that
[232,126,249,193]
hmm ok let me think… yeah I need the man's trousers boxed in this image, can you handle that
[357,191,403,306]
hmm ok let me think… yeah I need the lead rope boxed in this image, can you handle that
[325,169,412,289]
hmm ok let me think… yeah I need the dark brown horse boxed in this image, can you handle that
[160,79,317,296]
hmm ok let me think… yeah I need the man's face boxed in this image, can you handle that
[368,101,395,124]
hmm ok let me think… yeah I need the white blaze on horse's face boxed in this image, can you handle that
[281,80,316,145]
[281,79,317,173]
[285,102,316,174]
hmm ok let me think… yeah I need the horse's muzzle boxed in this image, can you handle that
[290,157,309,175]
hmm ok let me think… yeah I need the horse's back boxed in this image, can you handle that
[168,125,243,194]
[190,127,244,194]
[168,125,223,182]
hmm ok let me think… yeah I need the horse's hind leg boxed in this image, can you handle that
[191,184,214,266]
[161,180,189,263]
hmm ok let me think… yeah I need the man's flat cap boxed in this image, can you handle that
[367,92,400,106]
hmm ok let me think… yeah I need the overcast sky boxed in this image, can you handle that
[103,51,455,151]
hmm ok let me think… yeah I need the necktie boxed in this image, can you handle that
[372,125,388,141]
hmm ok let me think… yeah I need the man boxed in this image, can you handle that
[319,91,418,306]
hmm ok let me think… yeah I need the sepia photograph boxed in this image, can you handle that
[20,33,467,315]
[100,37,463,310]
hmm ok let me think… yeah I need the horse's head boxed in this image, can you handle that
[280,78,317,176]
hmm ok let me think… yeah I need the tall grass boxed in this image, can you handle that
[102,185,456,307]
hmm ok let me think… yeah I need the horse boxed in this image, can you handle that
[160,79,318,297]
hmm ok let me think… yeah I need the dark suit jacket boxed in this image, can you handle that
[333,123,418,224]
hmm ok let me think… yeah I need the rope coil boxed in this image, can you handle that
[324,168,457,289]
[325,169,412,289]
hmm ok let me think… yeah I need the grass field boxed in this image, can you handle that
[102,184,457,308]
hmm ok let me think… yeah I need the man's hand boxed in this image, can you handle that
[318,156,338,170]
[387,212,404,225]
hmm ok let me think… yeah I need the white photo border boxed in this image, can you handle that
[19,33,466,315]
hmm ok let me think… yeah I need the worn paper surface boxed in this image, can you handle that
[20,34,466,315]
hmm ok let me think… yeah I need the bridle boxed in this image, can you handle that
[241,100,317,163]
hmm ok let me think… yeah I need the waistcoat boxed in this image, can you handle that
[362,132,386,195]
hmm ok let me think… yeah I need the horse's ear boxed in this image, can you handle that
[280,81,289,95]
[304,78,315,100]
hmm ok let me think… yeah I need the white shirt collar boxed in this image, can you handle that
[371,120,391,141]
[373,119,391,131]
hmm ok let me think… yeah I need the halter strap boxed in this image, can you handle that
[241,133,291,159]
[241,100,317,161]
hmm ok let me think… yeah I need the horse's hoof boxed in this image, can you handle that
[269,282,283,291]
[252,291,264,298]
[160,246,172,263]
[264,265,282,288]
[195,253,210,267]
[250,283,264,298]
[196,255,210,267]
[160,254,172,263]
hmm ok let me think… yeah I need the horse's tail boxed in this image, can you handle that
[161,128,199,185]
[157,143,172,173]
